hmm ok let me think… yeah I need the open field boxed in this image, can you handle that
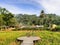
[0,31,60,45]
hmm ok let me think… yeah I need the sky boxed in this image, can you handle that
[0,0,60,16]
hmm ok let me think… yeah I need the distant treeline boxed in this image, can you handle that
[15,10,60,26]
[0,7,60,29]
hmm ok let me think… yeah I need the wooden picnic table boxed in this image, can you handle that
[17,36,40,45]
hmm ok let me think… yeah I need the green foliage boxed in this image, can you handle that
[0,7,60,30]
[39,10,45,18]
[16,13,60,27]
[0,7,17,27]
[55,26,60,31]
[0,14,5,26]
[3,13,14,26]
[16,14,38,25]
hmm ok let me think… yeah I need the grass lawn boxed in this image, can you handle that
[0,31,60,45]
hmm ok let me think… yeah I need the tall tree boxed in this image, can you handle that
[3,13,14,26]
[39,10,46,25]
[0,7,16,27]
[39,10,45,18]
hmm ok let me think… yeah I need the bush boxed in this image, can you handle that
[12,27,47,31]
[55,26,60,31]
[50,26,60,31]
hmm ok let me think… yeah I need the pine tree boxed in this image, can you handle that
[39,10,45,18]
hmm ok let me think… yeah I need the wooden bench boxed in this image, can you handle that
[17,36,40,45]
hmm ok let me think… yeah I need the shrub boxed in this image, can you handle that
[50,26,60,31]
[12,27,47,31]
[55,26,60,31]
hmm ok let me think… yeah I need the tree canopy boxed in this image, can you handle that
[0,7,17,28]
[0,7,60,29]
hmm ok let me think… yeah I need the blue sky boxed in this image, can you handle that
[0,0,60,16]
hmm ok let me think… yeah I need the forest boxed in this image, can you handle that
[0,7,60,31]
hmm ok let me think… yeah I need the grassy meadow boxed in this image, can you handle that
[0,31,60,45]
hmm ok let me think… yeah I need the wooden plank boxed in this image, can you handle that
[21,43,33,45]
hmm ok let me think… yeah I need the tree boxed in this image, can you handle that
[3,13,14,26]
[0,14,4,26]
[39,10,45,18]
[0,7,17,27]
[39,10,46,25]
[0,14,5,30]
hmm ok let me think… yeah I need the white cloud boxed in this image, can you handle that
[35,0,60,15]
[0,3,38,15]
[0,3,21,14]
[0,0,42,16]
[1,0,60,15]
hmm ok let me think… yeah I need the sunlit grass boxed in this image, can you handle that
[0,31,27,45]
[0,31,60,45]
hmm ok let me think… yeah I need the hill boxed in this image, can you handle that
[15,13,60,26]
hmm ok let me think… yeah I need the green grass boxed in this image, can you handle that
[0,31,27,45]
[35,31,60,45]
[0,31,60,45]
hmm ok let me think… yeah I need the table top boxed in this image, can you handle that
[17,36,40,41]
[17,36,40,45]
